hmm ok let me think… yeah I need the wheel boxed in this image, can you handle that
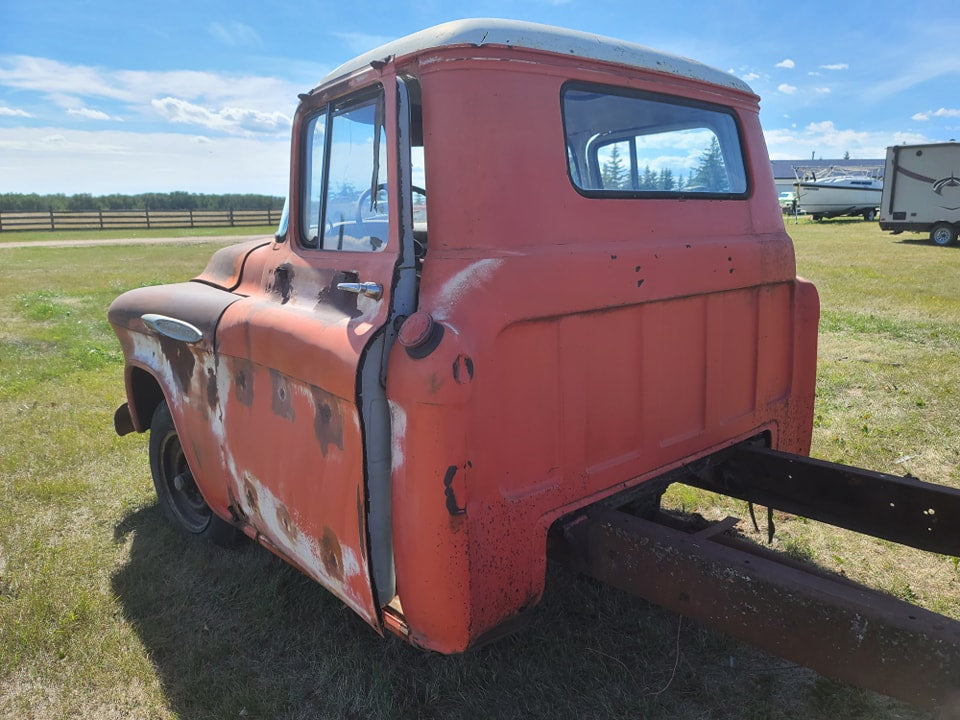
[930,223,958,246]
[862,208,876,221]
[149,400,242,545]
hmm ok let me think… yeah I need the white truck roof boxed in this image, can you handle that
[318,18,753,94]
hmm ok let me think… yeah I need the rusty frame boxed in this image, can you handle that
[691,443,960,556]
[555,508,960,712]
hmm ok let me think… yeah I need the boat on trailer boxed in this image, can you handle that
[793,167,883,221]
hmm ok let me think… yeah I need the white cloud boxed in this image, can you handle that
[778,83,797,94]
[0,56,131,101]
[151,97,290,135]
[0,55,301,135]
[814,87,831,94]
[765,120,931,159]
[0,105,31,118]
[742,72,760,82]
[776,59,795,69]
[819,63,849,71]
[0,126,289,195]
[209,21,263,47]
[911,108,960,122]
[67,107,120,121]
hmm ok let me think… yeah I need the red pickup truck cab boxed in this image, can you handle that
[109,19,819,653]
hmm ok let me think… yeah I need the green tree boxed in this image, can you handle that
[691,137,729,192]
[601,143,628,190]
[641,165,658,190]
[658,167,675,191]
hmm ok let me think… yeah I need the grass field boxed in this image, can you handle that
[1,220,958,719]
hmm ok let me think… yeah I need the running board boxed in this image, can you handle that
[686,444,960,556]
[554,509,960,711]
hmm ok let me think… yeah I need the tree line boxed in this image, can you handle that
[601,137,730,193]
[0,192,285,213]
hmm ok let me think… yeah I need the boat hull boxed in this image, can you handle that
[794,180,882,218]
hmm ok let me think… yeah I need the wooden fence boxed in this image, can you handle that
[0,209,282,233]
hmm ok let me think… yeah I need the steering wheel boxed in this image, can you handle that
[355,183,427,224]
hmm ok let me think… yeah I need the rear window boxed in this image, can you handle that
[562,83,748,198]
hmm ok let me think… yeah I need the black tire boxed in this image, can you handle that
[149,400,243,545]
[930,223,958,247]
[862,208,876,221]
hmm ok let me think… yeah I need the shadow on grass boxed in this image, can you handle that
[111,505,918,720]
[892,235,960,249]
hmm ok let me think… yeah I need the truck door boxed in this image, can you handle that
[211,78,419,628]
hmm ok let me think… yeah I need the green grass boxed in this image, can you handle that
[0,225,276,243]
[1,222,955,719]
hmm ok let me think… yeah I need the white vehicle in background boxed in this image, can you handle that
[879,141,960,245]
[778,190,798,214]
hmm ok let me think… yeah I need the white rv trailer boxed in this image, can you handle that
[879,141,960,245]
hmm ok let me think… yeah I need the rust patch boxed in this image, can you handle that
[452,354,474,385]
[312,386,344,456]
[232,358,255,407]
[443,465,466,516]
[158,334,195,393]
[227,486,248,524]
[275,504,298,542]
[243,476,261,518]
[269,263,294,304]
[320,526,344,581]
[316,269,362,317]
[270,370,295,421]
[206,367,218,410]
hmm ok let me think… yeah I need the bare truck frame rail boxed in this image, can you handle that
[552,442,960,711]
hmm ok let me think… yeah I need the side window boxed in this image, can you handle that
[302,115,326,244]
[562,83,748,197]
[300,88,389,251]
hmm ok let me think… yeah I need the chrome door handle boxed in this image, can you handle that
[337,281,383,300]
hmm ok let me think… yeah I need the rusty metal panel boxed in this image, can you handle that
[193,238,272,291]
[557,508,960,711]
[380,59,820,649]
[107,281,241,347]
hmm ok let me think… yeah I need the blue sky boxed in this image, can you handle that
[1,0,958,196]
